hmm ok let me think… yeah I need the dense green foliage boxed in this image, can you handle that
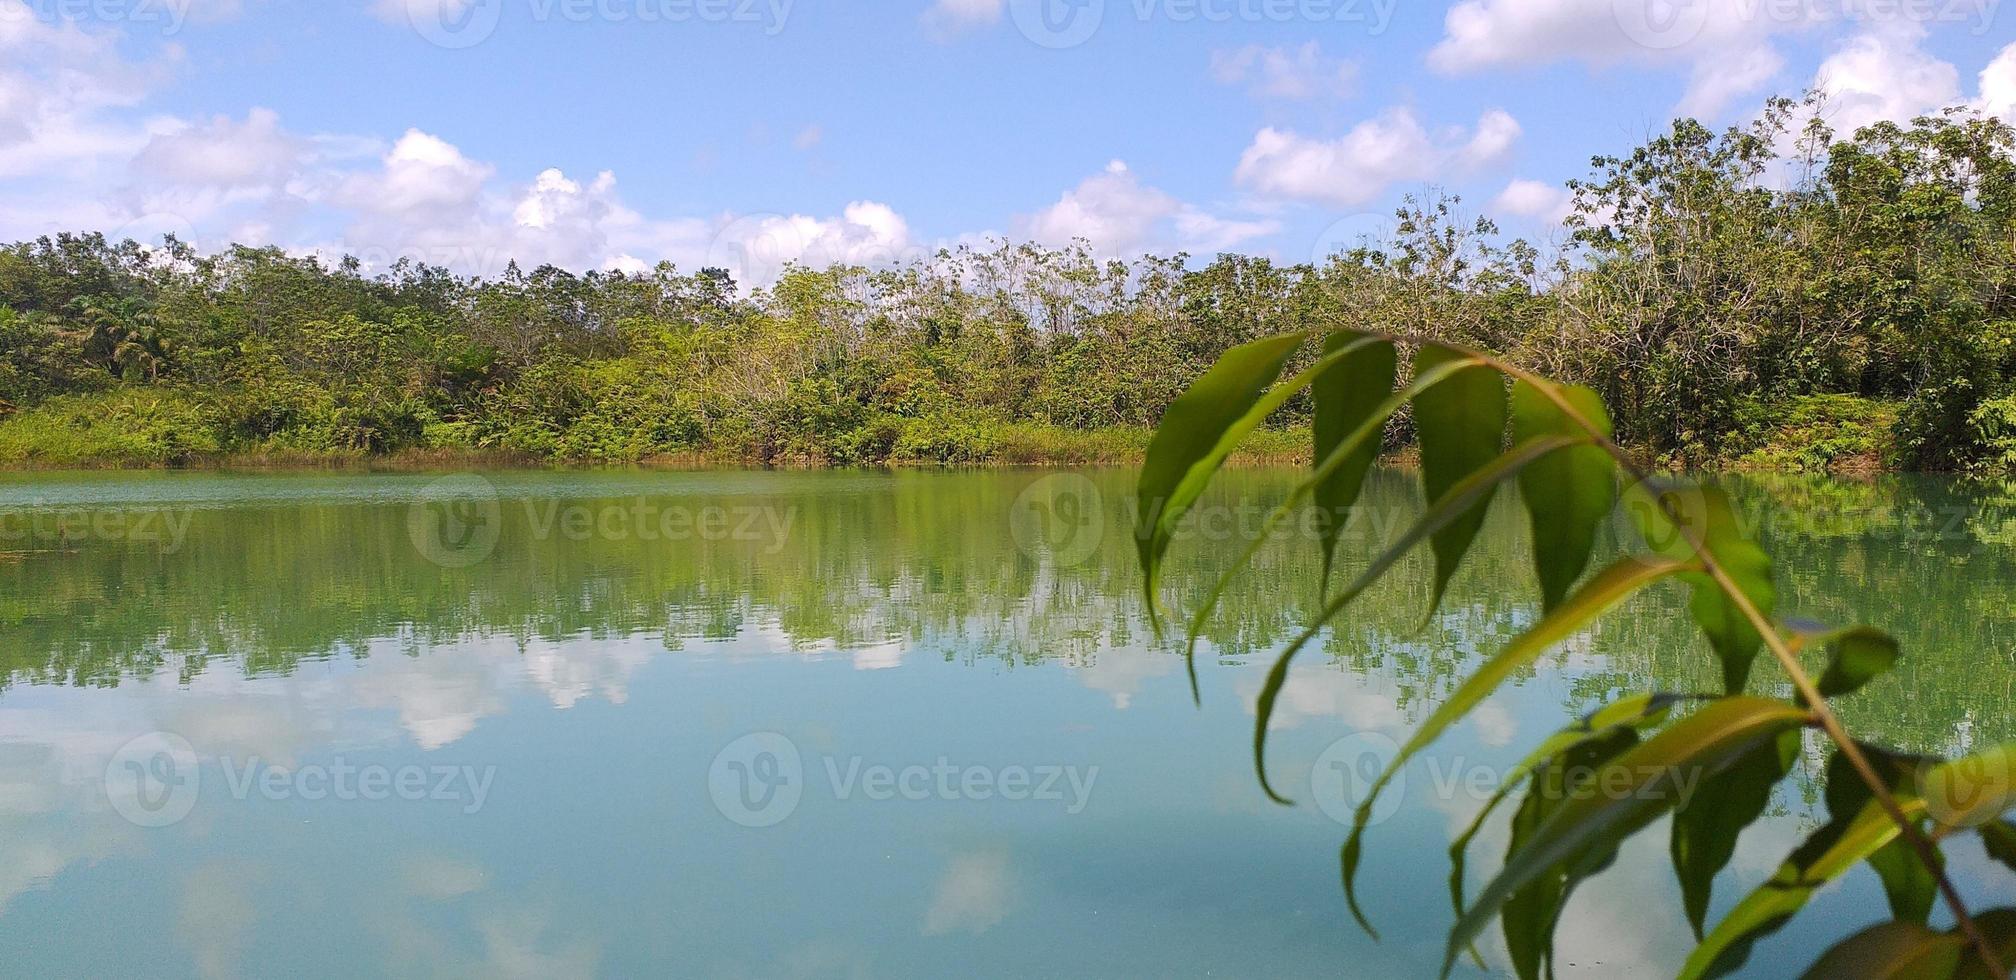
[1141,328,2016,978]
[1,99,2013,471]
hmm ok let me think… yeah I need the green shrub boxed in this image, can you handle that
[0,388,225,465]
[1968,394,2016,474]
[1730,394,1899,472]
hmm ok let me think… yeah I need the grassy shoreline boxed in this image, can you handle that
[0,394,1931,475]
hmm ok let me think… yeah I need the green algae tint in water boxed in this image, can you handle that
[0,467,2013,977]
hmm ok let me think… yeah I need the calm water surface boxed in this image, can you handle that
[1,467,2014,978]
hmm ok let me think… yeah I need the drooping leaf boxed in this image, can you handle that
[1797,921,1962,980]
[1176,345,1469,703]
[1978,819,2016,875]
[1446,697,1814,978]
[1254,434,1588,808]
[1510,379,1616,611]
[1501,727,1642,980]
[1625,480,1775,693]
[1869,832,1942,924]
[1816,626,1903,699]
[1136,331,1307,623]
[1671,727,1800,938]
[1680,794,1930,980]
[1411,344,1509,616]
[1332,554,1689,934]
[1450,692,1687,928]
[1313,330,1398,592]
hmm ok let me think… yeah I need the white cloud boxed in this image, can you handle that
[1983,43,2016,120]
[1209,41,1358,100]
[1491,178,1574,223]
[1234,108,1521,208]
[1019,159,1278,256]
[1811,22,1961,135]
[0,1,170,179]
[1430,0,1821,118]
[921,0,1002,36]
[792,124,824,151]
[130,108,307,190]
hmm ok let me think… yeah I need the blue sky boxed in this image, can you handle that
[4,0,2014,285]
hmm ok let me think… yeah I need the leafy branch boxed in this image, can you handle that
[1136,329,2016,978]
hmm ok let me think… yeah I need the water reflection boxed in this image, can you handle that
[0,467,2010,977]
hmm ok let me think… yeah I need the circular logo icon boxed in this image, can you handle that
[1009,0,1104,49]
[1613,475,1711,559]
[1614,0,1710,51]
[709,732,803,828]
[1009,473,1105,567]
[705,214,811,292]
[1311,732,1403,827]
[408,474,501,568]
[408,0,502,49]
[105,731,200,828]
[1923,752,2015,830]
[1309,212,1393,267]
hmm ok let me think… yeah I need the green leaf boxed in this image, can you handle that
[1332,553,1689,934]
[1450,696,1815,979]
[1411,345,1508,616]
[1671,727,1800,938]
[1680,794,1930,980]
[1797,921,1962,980]
[1626,481,1775,694]
[1172,338,1453,704]
[1869,832,1942,924]
[1450,692,1686,930]
[1510,380,1616,612]
[1977,819,2016,875]
[1816,626,1903,699]
[1501,727,1642,980]
[1136,331,1307,624]
[1254,434,1588,805]
[1313,330,1398,592]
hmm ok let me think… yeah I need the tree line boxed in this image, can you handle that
[1,96,2012,471]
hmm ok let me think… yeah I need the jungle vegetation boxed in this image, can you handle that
[0,98,2012,472]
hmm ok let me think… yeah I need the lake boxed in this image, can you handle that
[1,467,2012,977]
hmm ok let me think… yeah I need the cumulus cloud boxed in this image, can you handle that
[1430,0,1822,118]
[1811,22,1962,135]
[1984,43,2016,120]
[1209,41,1358,100]
[1019,159,1278,257]
[1491,178,1574,223]
[130,108,306,191]
[1234,108,1521,208]
[0,1,170,179]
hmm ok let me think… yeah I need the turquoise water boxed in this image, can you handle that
[0,467,2013,977]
